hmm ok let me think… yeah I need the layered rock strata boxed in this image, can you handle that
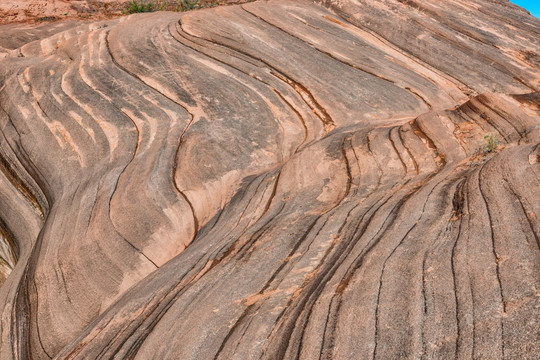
[0,0,539,358]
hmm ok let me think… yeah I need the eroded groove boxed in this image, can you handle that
[105,28,201,246]
[388,127,408,177]
[409,119,446,168]
[261,157,422,358]
[340,137,353,200]
[215,216,323,359]
[178,20,336,134]
[169,21,312,156]
[241,5,402,89]
[476,163,506,358]
[475,95,523,139]
[262,170,281,215]
[463,176,478,359]
[0,112,46,220]
[272,89,309,153]
[0,217,18,285]
[503,180,540,251]
[0,1,539,358]
[321,5,472,94]
[269,71,335,134]
[372,174,449,359]
[450,179,466,359]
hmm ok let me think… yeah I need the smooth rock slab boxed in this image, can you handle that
[0,0,539,358]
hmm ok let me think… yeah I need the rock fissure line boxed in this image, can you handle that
[0,0,538,358]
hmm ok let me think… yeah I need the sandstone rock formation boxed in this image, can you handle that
[0,0,539,358]
[0,0,123,23]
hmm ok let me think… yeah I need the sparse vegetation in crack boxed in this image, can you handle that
[176,0,202,11]
[122,0,255,14]
[122,0,201,14]
[469,133,501,167]
[482,133,499,155]
[122,0,164,14]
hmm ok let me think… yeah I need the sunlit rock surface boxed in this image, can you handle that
[0,0,539,358]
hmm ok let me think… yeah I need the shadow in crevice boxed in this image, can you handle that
[0,217,18,287]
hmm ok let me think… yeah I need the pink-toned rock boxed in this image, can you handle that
[0,0,538,358]
[0,0,127,24]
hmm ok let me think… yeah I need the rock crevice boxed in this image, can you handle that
[0,0,538,358]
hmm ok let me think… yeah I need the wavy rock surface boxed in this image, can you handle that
[0,0,126,23]
[0,0,539,358]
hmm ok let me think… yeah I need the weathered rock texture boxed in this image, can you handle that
[0,0,123,23]
[0,0,539,358]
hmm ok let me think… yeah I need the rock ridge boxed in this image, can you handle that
[0,0,538,358]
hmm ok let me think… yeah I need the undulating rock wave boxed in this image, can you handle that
[0,0,538,358]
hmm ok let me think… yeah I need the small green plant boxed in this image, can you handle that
[482,134,499,154]
[37,16,57,21]
[122,0,201,14]
[122,0,165,14]
[175,0,200,11]
[469,133,501,167]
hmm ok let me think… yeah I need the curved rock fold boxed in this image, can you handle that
[0,0,539,358]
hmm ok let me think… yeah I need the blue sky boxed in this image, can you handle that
[510,0,540,18]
